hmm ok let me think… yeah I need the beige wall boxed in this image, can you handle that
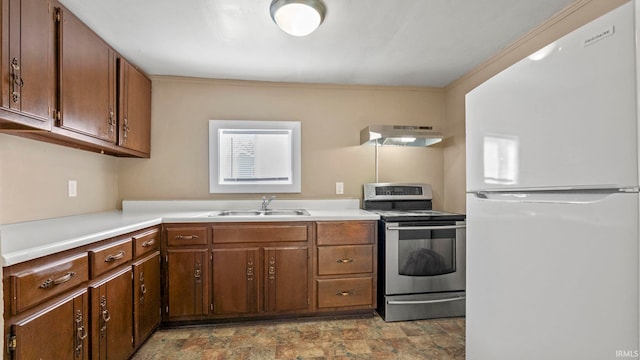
[442,0,630,214]
[118,78,447,209]
[0,133,119,224]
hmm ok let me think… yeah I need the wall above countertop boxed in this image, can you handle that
[117,78,446,210]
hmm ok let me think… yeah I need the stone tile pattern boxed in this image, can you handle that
[131,315,465,360]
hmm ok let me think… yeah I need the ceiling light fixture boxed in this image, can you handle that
[270,0,327,37]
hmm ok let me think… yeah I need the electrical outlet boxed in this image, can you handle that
[68,180,77,197]
[335,182,344,195]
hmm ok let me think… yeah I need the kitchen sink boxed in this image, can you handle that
[264,209,310,216]
[210,209,310,217]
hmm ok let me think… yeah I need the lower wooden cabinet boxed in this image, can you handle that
[211,246,311,317]
[315,221,377,312]
[212,248,259,315]
[89,266,134,360]
[133,251,161,347]
[7,288,89,360]
[264,246,310,313]
[165,249,209,320]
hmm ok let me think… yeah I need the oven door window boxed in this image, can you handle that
[398,227,456,276]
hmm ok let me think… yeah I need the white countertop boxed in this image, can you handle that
[0,199,379,266]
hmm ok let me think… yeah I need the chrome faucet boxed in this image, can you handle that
[261,195,276,211]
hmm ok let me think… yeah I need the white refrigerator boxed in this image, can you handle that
[465,2,639,359]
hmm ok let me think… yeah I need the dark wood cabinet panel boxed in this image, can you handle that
[118,57,151,155]
[57,6,116,142]
[133,227,160,258]
[9,288,88,360]
[133,252,161,347]
[89,267,134,360]
[315,221,377,312]
[317,277,374,309]
[264,246,310,313]
[88,238,132,278]
[212,223,309,244]
[166,227,208,246]
[317,245,373,275]
[212,248,259,315]
[316,221,376,245]
[10,252,88,314]
[165,249,209,320]
[0,0,54,129]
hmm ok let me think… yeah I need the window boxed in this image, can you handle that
[209,120,301,193]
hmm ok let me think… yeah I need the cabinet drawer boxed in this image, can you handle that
[166,227,208,246]
[10,253,89,314]
[134,228,160,257]
[316,221,375,245]
[317,277,373,308]
[89,239,133,278]
[318,245,373,275]
[212,224,309,244]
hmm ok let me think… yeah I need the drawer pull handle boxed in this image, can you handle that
[337,258,354,263]
[39,271,76,289]
[141,238,156,247]
[104,251,125,263]
[337,290,353,296]
[176,235,199,240]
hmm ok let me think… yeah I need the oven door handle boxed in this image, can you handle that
[386,225,466,231]
[387,295,466,305]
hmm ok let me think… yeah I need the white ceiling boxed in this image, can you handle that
[58,0,575,87]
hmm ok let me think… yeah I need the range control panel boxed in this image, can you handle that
[363,183,432,201]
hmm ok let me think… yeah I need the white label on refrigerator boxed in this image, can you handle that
[583,25,614,47]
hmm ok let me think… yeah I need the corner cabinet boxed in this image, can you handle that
[0,0,152,157]
[162,225,210,321]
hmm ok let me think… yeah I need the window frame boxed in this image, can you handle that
[208,120,302,193]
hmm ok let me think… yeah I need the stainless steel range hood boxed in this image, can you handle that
[360,125,443,147]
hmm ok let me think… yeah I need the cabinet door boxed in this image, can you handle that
[133,252,160,347]
[90,267,133,360]
[57,5,116,142]
[118,58,151,155]
[165,249,208,319]
[264,246,310,313]
[10,289,88,360]
[212,248,259,315]
[2,0,54,128]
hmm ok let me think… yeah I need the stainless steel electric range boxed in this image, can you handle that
[363,183,466,322]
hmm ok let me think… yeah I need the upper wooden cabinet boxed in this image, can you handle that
[0,0,152,157]
[56,5,116,142]
[0,0,55,129]
[118,57,151,155]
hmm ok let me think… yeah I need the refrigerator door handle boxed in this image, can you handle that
[471,190,635,204]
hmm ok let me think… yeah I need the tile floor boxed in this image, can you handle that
[131,314,465,360]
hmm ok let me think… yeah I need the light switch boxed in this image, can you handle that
[335,182,344,195]
[68,180,77,197]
